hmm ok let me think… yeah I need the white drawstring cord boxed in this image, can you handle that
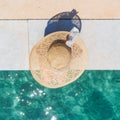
[65,27,80,48]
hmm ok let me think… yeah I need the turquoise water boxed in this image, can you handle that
[0,70,120,120]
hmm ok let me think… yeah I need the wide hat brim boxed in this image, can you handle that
[30,31,88,88]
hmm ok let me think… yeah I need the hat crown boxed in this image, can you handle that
[47,40,71,70]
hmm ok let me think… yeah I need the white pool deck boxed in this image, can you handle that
[0,20,120,70]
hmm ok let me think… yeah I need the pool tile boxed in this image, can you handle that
[81,20,120,69]
[0,21,29,70]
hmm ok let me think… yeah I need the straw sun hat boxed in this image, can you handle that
[30,31,88,88]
